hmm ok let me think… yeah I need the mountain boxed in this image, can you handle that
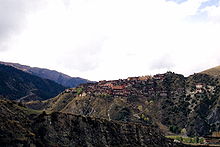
[201,65,220,77]
[0,64,66,101]
[0,99,188,147]
[0,61,93,88]
[28,72,220,137]
[1,65,218,146]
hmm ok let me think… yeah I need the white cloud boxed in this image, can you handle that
[1,0,220,81]
[0,0,46,50]
[201,1,220,22]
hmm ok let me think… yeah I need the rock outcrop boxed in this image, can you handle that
[31,72,220,137]
[0,99,189,147]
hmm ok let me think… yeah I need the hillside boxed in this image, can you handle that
[0,64,66,101]
[0,99,188,147]
[0,61,92,88]
[201,65,220,77]
[29,72,220,137]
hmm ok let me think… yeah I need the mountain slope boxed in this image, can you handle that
[0,61,92,88]
[30,72,220,137]
[0,64,66,101]
[0,99,187,147]
[201,65,220,77]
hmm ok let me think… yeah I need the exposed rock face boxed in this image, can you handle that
[32,112,182,147]
[0,99,38,146]
[0,64,66,101]
[0,99,189,147]
[0,61,93,88]
[33,72,220,137]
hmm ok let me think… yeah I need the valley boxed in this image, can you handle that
[1,63,220,146]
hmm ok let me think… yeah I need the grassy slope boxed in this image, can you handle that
[201,66,220,76]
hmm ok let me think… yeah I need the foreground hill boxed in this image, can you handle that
[0,61,92,88]
[0,99,187,147]
[29,72,220,137]
[0,64,66,101]
[201,65,220,77]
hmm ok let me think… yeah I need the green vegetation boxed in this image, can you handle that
[140,114,150,122]
[98,93,111,99]
[111,107,131,121]
[76,87,83,95]
[166,136,204,144]
[127,95,137,102]
[169,125,181,134]
[17,105,42,115]
[8,100,42,115]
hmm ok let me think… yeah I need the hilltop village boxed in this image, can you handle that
[64,72,212,100]
[86,74,167,97]
[25,71,220,144]
[64,74,166,97]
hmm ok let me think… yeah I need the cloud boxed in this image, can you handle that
[57,37,106,72]
[201,1,220,22]
[0,0,46,51]
[150,55,175,70]
[200,0,220,9]
[0,0,24,50]
[0,0,220,80]
[166,0,187,4]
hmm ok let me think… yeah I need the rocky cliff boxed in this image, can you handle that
[0,99,189,147]
[30,72,220,137]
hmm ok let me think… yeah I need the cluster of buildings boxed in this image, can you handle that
[195,84,204,93]
[62,73,199,100]
[78,74,170,98]
[194,83,215,94]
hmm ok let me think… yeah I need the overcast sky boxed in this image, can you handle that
[0,0,220,81]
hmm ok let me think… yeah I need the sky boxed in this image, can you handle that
[0,0,220,81]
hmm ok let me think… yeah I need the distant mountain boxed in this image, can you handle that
[0,99,186,147]
[29,72,220,137]
[201,65,220,77]
[0,64,66,101]
[0,61,93,88]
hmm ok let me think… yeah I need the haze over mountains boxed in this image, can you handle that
[0,61,93,101]
[0,64,66,101]
[0,61,92,88]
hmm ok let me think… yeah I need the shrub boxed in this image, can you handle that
[169,125,181,134]
[76,87,83,95]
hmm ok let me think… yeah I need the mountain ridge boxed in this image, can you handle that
[1,64,220,146]
[0,64,66,101]
[0,61,93,88]
[201,65,220,77]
